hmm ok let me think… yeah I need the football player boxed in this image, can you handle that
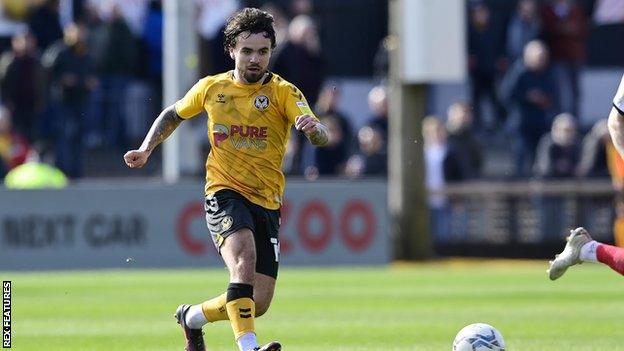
[124,8,328,350]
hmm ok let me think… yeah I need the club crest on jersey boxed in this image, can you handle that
[254,95,270,111]
[221,216,233,231]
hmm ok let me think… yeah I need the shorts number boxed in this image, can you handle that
[270,238,280,262]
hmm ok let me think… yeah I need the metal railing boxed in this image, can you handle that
[431,179,616,257]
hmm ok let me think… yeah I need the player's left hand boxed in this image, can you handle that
[295,114,319,135]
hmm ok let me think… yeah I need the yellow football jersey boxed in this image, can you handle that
[175,71,317,210]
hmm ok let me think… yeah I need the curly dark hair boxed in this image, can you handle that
[223,8,276,52]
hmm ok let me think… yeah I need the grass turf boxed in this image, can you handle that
[3,260,624,350]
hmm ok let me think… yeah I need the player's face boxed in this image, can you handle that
[230,32,272,84]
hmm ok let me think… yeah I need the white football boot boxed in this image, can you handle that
[548,227,592,281]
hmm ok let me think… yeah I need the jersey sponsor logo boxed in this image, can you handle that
[254,95,270,111]
[212,123,269,150]
[216,93,226,103]
[213,124,229,147]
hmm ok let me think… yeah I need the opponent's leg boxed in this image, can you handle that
[596,243,624,275]
[549,227,624,279]
[548,227,591,280]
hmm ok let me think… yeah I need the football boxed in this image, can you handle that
[452,323,506,351]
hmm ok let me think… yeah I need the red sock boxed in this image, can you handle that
[596,244,624,275]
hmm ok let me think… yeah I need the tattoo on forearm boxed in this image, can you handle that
[140,105,184,151]
[307,124,329,146]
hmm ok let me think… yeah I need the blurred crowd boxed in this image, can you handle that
[0,0,390,183]
[0,0,163,180]
[1,0,624,187]
[424,0,624,191]
[303,0,624,186]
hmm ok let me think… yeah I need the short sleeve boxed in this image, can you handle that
[281,83,318,125]
[613,74,624,114]
[175,78,209,119]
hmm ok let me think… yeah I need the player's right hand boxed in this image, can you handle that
[123,149,151,168]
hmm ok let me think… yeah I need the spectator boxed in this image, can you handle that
[533,112,580,240]
[261,3,288,48]
[308,114,349,178]
[86,0,149,37]
[315,85,354,154]
[272,14,324,175]
[195,0,239,76]
[372,35,390,81]
[345,125,387,178]
[576,119,611,178]
[43,22,98,178]
[506,0,541,64]
[422,116,469,241]
[97,4,138,149]
[365,85,388,141]
[0,1,28,54]
[0,31,46,143]
[0,106,30,178]
[271,14,323,108]
[27,0,63,52]
[500,40,559,178]
[446,101,482,179]
[534,113,580,178]
[467,2,507,131]
[290,0,313,17]
[541,0,588,117]
[142,0,163,116]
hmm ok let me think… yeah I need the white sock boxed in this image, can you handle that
[579,240,599,263]
[237,332,258,351]
[184,304,208,329]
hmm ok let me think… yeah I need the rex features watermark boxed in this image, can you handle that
[3,281,10,349]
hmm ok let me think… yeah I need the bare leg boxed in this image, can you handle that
[254,273,276,317]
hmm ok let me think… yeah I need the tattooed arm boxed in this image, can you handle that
[295,114,329,146]
[124,105,184,168]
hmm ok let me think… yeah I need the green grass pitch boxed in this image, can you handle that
[4,260,624,350]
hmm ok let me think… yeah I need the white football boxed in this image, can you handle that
[452,323,506,351]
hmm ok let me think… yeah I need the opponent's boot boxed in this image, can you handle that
[548,227,592,280]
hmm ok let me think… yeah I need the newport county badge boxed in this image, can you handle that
[254,95,270,111]
[221,216,233,231]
